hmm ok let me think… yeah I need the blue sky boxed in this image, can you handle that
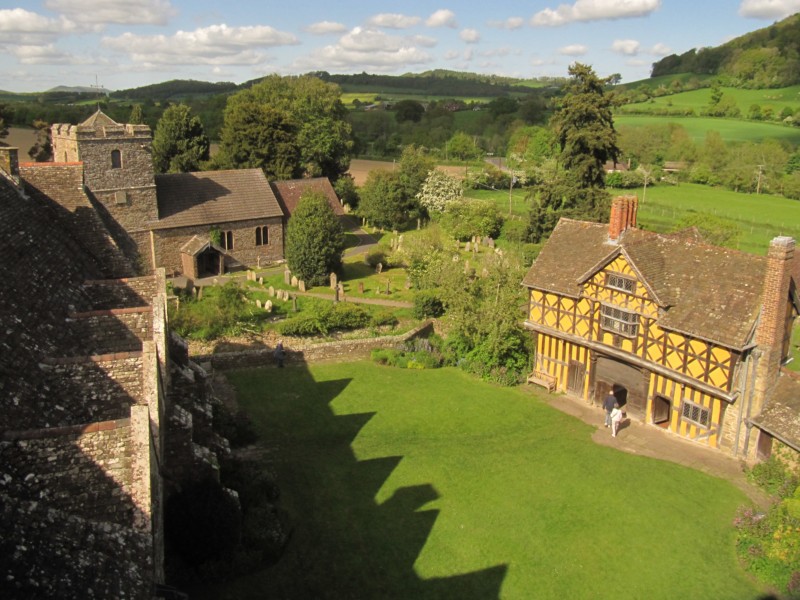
[0,0,799,92]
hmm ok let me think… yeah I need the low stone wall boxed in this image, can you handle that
[194,321,434,370]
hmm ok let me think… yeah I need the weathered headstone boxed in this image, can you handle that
[358,282,364,294]
[298,280,306,292]
[337,282,345,301]
[334,285,340,302]
[385,280,391,295]
[465,241,471,252]
[268,286,275,297]
[330,272,338,290]
[265,300,273,312]
[255,299,262,308]
[398,234,404,247]
[291,275,298,287]
[487,237,495,249]
[284,269,291,285]
[464,259,470,274]
[292,296,298,312]
[376,262,383,274]
[258,277,264,285]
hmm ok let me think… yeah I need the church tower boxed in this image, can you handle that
[51,110,158,265]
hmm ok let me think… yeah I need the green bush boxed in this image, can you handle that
[370,311,399,328]
[277,301,371,336]
[370,341,442,369]
[747,456,799,499]
[412,289,445,319]
[364,245,390,269]
[169,282,257,341]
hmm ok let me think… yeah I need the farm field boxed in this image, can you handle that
[620,85,800,116]
[202,362,763,600]
[614,114,800,145]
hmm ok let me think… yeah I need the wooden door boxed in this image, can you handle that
[567,360,585,395]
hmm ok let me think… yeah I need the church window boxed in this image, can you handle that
[600,304,638,338]
[221,230,234,250]
[255,226,269,246]
[606,272,636,293]
[681,399,710,428]
[111,149,122,169]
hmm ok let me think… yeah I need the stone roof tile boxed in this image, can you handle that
[270,177,344,218]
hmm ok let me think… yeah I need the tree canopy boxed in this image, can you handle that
[285,191,345,286]
[151,104,210,174]
[218,75,353,180]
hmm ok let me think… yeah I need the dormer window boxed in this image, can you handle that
[111,149,122,169]
[606,272,636,293]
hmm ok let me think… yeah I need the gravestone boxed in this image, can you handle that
[465,241,471,252]
[265,300,272,312]
[464,259,470,274]
[255,299,262,308]
[258,277,264,285]
[338,283,345,301]
[385,280,391,295]
[298,280,306,292]
[358,282,364,294]
[292,297,298,312]
[487,237,495,249]
[268,286,275,297]
[284,269,291,285]
[376,262,383,274]
[330,272,338,290]
[291,276,298,287]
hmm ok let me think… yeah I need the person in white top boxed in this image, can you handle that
[610,403,623,437]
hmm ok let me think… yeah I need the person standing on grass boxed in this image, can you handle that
[610,402,623,438]
[603,391,616,428]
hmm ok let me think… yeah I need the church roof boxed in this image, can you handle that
[522,218,768,350]
[79,109,120,129]
[154,168,284,229]
[270,177,344,218]
[752,372,800,453]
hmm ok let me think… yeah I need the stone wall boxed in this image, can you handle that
[1,419,138,526]
[195,321,435,370]
[152,216,285,276]
[83,275,158,310]
[66,308,153,355]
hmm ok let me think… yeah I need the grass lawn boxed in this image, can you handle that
[206,362,764,599]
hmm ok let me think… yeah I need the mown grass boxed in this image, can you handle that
[620,85,800,115]
[201,362,764,600]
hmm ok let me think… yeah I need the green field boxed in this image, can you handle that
[203,362,763,599]
[630,182,800,255]
[614,114,800,145]
[620,85,800,116]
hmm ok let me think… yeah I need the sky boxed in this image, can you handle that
[1,0,799,93]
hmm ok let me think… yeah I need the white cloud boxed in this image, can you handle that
[612,39,640,55]
[650,42,671,56]
[102,24,298,66]
[487,17,525,29]
[11,43,78,65]
[460,28,480,43]
[0,8,78,44]
[366,13,421,29]
[738,0,800,18]
[44,0,177,27]
[559,44,588,56]
[532,0,661,27]
[480,46,519,58]
[426,9,457,28]
[305,21,348,35]
[291,26,434,73]
[444,49,459,60]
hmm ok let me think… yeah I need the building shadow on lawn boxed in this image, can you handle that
[234,362,508,599]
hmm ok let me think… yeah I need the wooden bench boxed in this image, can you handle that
[527,370,557,392]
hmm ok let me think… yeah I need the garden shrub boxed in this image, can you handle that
[169,282,258,341]
[365,245,391,269]
[412,289,445,319]
[277,301,371,336]
[370,311,399,328]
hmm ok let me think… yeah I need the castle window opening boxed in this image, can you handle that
[111,149,122,169]
[255,226,269,246]
[606,272,636,293]
[681,399,710,428]
[600,304,638,338]
[222,230,234,250]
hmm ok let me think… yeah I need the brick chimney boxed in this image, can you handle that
[752,236,796,414]
[608,195,638,240]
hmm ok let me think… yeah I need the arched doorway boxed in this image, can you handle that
[593,355,647,419]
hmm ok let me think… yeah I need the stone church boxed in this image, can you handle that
[49,110,344,279]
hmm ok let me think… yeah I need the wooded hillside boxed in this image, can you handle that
[651,13,800,87]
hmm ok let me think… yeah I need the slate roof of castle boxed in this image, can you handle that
[154,168,284,229]
[79,109,120,129]
[752,373,800,453]
[270,177,344,218]
[522,218,768,350]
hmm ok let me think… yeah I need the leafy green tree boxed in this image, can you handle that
[151,104,210,173]
[446,131,481,161]
[219,75,353,180]
[439,198,502,241]
[398,145,436,205]
[551,62,619,189]
[333,174,360,210]
[216,103,301,180]
[128,104,143,124]
[486,96,518,119]
[285,190,345,286]
[394,99,425,123]
[359,169,408,229]
[28,119,52,162]
[416,170,463,214]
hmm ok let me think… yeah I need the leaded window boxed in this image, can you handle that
[600,304,638,338]
[606,272,636,293]
[681,400,710,428]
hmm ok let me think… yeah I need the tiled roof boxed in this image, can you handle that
[522,218,768,350]
[180,234,224,257]
[752,372,800,452]
[154,169,284,229]
[79,109,120,129]
[270,177,344,218]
